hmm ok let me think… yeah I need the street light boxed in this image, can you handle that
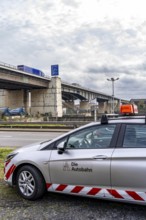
[107,77,119,113]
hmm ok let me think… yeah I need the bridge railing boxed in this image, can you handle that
[0,61,17,70]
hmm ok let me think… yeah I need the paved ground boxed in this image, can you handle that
[1,180,146,220]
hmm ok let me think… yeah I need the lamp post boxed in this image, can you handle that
[107,77,119,113]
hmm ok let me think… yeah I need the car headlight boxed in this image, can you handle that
[5,152,18,162]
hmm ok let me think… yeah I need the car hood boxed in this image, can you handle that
[13,140,52,154]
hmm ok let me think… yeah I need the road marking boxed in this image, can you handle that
[0,136,12,138]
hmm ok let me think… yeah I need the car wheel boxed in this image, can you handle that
[16,165,46,200]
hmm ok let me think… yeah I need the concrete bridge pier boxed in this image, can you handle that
[80,101,93,116]
[24,90,31,115]
[98,101,109,114]
[25,77,62,117]
[48,77,62,117]
[0,89,8,107]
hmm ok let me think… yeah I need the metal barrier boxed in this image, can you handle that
[0,61,17,70]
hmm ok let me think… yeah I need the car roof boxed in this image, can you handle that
[103,115,146,124]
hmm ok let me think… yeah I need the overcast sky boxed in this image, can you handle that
[1,0,146,100]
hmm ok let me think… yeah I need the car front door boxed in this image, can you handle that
[49,124,117,198]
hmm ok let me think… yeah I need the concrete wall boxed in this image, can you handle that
[0,90,9,107]
[8,90,24,108]
[0,89,24,108]
[30,89,47,115]
[30,77,63,117]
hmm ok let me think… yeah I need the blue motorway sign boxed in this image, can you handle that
[51,65,59,76]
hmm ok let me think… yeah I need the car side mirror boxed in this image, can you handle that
[57,142,66,154]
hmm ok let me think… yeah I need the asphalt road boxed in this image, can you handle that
[0,130,67,147]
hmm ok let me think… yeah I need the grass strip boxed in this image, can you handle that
[0,124,66,127]
[0,148,14,180]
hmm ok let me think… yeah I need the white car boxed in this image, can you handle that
[4,107,146,205]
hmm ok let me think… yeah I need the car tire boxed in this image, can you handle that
[16,165,46,200]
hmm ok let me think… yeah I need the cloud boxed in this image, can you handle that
[62,0,80,7]
[0,0,146,100]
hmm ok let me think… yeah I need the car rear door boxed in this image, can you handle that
[49,124,119,198]
[111,124,146,202]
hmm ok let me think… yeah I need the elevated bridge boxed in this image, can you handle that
[0,62,120,117]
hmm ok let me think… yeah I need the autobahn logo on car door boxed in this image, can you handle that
[63,162,71,171]
[63,162,92,172]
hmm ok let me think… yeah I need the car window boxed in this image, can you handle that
[42,142,55,150]
[66,124,116,149]
[123,124,146,148]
